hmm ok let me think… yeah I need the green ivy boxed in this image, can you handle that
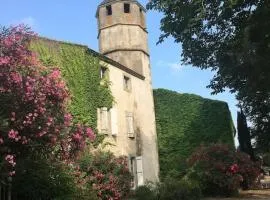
[30,38,113,129]
[153,89,235,180]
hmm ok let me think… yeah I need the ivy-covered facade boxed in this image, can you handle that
[30,0,161,186]
[153,89,235,179]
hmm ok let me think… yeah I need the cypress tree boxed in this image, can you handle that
[237,109,255,160]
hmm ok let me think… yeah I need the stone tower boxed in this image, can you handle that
[96,0,148,75]
[96,0,159,186]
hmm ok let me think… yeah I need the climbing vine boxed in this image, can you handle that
[153,89,235,179]
[30,38,113,130]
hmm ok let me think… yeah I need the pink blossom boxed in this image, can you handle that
[10,71,22,84]
[10,112,16,121]
[49,69,61,79]
[8,129,19,140]
[64,113,72,126]
[86,127,96,142]
[9,171,15,176]
[72,133,82,142]
[0,56,10,65]
[0,137,3,144]
[229,164,239,174]
[5,154,16,167]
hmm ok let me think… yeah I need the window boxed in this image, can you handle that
[100,67,107,79]
[129,156,144,188]
[126,112,134,138]
[100,107,109,134]
[106,5,112,15]
[123,75,131,91]
[129,157,136,189]
[124,3,130,13]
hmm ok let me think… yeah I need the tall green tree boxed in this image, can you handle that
[147,0,270,152]
[237,109,254,160]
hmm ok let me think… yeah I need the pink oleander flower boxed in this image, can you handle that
[0,56,11,65]
[64,113,72,126]
[86,127,96,141]
[0,137,3,144]
[49,69,61,79]
[5,154,16,167]
[9,171,16,176]
[72,133,82,142]
[229,164,239,174]
[8,129,19,140]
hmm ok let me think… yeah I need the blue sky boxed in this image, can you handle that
[0,0,238,143]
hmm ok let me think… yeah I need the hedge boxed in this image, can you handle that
[153,89,235,179]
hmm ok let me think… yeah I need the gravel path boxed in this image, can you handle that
[203,190,270,200]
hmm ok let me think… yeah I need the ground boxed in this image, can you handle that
[204,190,270,200]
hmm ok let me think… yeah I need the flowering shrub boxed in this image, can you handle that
[187,144,260,196]
[0,25,95,179]
[79,150,132,200]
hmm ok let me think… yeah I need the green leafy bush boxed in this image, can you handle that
[134,185,157,200]
[153,89,235,179]
[187,144,260,197]
[158,178,201,200]
[134,179,201,200]
[12,157,98,200]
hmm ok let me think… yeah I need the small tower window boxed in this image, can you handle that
[106,5,112,16]
[100,67,107,79]
[124,3,130,13]
[123,75,131,91]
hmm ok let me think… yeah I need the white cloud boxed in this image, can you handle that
[10,17,36,28]
[156,60,183,71]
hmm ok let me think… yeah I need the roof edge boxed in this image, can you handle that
[33,36,145,80]
[96,0,147,18]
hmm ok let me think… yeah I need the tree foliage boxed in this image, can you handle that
[237,109,254,160]
[147,0,270,152]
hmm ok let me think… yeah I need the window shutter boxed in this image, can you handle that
[110,107,118,136]
[126,112,134,138]
[136,156,144,186]
[101,107,108,134]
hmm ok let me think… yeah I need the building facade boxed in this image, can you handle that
[96,0,159,187]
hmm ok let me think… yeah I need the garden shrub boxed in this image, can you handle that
[263,153,270,166]
[134,185,157,200]
[153,89,235,179]
[0,25,92,176]
[12,157,98,200]
[79,150,132,200]
[0,25,98,199]
[158,178,201,200]
[187,144,261,197]
[133,179,201,200]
